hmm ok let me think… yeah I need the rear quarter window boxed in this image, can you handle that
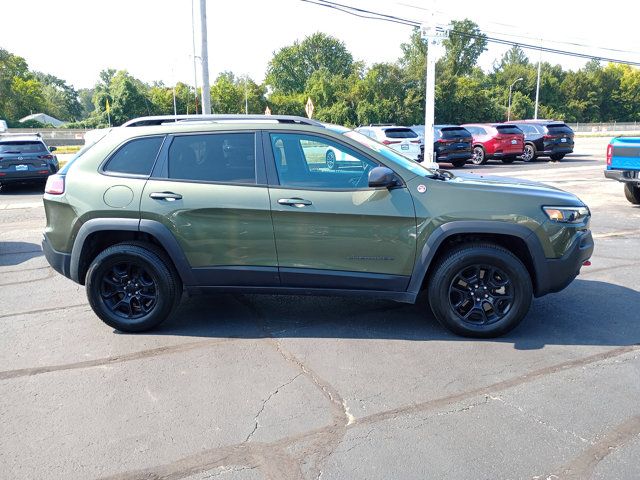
[103,136,164,176]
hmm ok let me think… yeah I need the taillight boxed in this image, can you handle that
[606,144,613,165]
[45,175,65,195]
[437,138,453,144]
[39,154,54,160]
[382,140,401,145]
[543,135,557,140]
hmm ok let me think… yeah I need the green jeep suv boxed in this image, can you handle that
[42,115,593,338]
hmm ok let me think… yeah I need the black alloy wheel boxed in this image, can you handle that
[100,261,158,320]
[448,264,513,326]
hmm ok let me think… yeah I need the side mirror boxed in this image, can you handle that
[49,146,57,152]
[368,166,400,188]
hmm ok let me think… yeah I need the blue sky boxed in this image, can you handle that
[2,0,639,89]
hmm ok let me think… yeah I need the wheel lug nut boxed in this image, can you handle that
[485,294,488,298]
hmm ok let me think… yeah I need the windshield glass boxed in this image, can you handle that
[343,130,436,176]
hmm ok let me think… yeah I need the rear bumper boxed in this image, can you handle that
[436,151,473,162]
[535,230,594,297]
[604,169,640,184]
[0,172,51,183]
[42,234,72,280]
[541,147,573,156]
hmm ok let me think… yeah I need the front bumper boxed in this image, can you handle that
[535,229,594,297]
[604,169,640,184]
[42,234,72,280]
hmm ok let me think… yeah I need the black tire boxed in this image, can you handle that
[86,242,182,332]
[624,183,640,205]
[326,149,337,170]
[550,153,565,161]
[471,146,487,165]
[427,243,533,338]
[521,143,536,162]
[501,156,516,164]
[451,159,467,168]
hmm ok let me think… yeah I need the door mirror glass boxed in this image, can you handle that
[368,166,399,188]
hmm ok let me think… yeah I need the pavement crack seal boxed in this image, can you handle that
[0,338,236,380]
[0,303,88,320]
[0,268,54,286]
[546,415,640,479]
[98,342,640,480]
[245,373,303,443]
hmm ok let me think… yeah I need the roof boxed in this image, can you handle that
[121,114,324,128]
[19,113,65,127]
[0,132,44,142]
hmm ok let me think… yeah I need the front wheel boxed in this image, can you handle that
[86,243,182,332]
[521,144,536,162]
[550,153,565,161]
[427,244,533,338]
[624,183,640,205]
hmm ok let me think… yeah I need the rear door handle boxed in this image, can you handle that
[278,197,312,207]
[149,192,183,201]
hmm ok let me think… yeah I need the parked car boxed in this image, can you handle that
[505,120,574,162]
[462,123,524,165]
[354,125,422,161]
[604,137,640,204]
[0,133,58,189]
[42,114,593,338]
[411,125,473,168]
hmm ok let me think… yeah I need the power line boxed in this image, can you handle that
[301,0,640,67]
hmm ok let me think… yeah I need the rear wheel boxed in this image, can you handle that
[550,153,565,161]
[501,156,516,164]
[521,144,536,162]
[451,159,467,168]
[427,244,533,338]
[86,242,182,332]
[326,149,337,170]
[624,183,640,205]
[471,146,487,165]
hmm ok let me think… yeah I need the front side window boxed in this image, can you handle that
[270,133,378,189]
[104,136,164,175]
[168,132,256,184]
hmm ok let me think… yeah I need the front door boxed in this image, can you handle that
[265,131,416,291]
[140,130,279,286]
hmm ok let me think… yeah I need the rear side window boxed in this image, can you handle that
[104,136,164,175]
[168,132,256,184]
[496,126,523,135]
[384,128,418,139]
[465,126,485,135]
[546,123,573,135]
[0,141,47,153]
[516,124,541,135]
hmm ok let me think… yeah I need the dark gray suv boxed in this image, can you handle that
[0,133,59,188]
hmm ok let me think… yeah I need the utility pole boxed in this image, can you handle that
[191,0,199,114]
[199,0,211,115]
[534,40,542,119]
[421,17,447,168]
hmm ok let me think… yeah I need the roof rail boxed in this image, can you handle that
[122,114,325,128]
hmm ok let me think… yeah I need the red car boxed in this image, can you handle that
[462,123,525,165]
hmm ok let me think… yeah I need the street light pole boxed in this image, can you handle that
[199,0,211,115]
[191,0,199,114]
[534,41,542,119]
[508,77,524,121]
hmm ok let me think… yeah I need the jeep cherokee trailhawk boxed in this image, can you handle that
[42,115,594,338]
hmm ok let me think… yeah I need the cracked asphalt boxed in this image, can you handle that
[1,137,639,479]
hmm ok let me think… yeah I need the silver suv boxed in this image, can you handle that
[354,125,422,161]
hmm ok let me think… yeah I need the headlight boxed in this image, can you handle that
[542,206,590,223]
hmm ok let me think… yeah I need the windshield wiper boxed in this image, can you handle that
[428,169,454,181]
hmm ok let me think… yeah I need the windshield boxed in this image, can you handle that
[343,130,437,176]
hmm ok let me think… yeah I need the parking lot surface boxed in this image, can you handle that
[1,137,639,479]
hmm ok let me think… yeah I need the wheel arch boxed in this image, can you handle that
[70,219,194,286]
[408,221,546,297]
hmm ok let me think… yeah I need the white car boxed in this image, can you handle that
[354,125,422,162]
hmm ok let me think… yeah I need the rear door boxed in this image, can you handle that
[383,128,422,160]
[140,130,279,286]
[438,127,473,156]
[265,131,416,291]
[495,125,524,155]
[545,123,574,151]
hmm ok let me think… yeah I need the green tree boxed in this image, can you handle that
[266,32,353,94]
[441,20,487,77]
[34,72,83,121]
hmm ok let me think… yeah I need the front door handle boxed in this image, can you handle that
[150,191,183,201]
[278,197,312,207]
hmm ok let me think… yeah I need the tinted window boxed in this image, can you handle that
[168,133,255,184]
[465,126,485,135]
[441,127,471,139]
[546,123,574,135]
[496,125,523,135]
[516,124,540,135]
[270,133,378,189]
[104,136,163,175]
[0,141,47,153]
[384,128,418,139]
